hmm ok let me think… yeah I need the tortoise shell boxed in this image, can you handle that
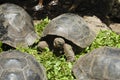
[0,3,38,48]
[72,46,120,80]
[0,50,47,80]
[41,13,95,48]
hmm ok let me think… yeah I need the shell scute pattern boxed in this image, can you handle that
[0,3,39,48]
[0,50,47,80]
[42,13,95,48]
[73,47,120,80]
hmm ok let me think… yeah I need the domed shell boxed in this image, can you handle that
[72,46,120,80]
[42,13,95,48]
[0,50,47,80]
[0,3,39,48]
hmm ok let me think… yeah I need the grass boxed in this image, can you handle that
[0,17,120,80]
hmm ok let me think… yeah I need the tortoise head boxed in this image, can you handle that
[53,37,65,49]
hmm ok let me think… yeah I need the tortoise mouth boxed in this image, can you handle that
[40,35,83,54]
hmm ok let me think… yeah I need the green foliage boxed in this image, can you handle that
[84,30,120,53]
[39,51,74,80]
[17,46,74,80]
[35,17,50,37]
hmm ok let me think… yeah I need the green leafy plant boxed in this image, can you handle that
[84,30,120,53]
[35,17,50,37]
[17,46,74,80]
[39,51,74,80]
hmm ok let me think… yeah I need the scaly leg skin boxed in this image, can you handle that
[33,0,44,11]
[63,43,75,62]
[37,41,48,51]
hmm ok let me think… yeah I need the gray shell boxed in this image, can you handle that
[0,50,47,80]
[72,46,120,80]
[0,3,38,48]
[42,13,95,48]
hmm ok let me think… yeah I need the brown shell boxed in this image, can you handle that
[0,50,47,80]
[42,13,96,48]
[0,3,39,48]
[73,46,120,80]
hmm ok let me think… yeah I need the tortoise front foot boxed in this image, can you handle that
[63,43,75,62]
[37,41,48,51]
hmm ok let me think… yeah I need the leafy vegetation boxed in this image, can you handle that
[0,17,120,80]
[84,30,120,53]
[35,17,50,37]
[17,47,74,80]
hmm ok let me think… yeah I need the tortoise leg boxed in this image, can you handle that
[33,0,44,11]
[63,43,75,62]
[54,38,75,62]
[37,41,48,51]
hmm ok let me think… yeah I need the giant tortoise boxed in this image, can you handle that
[0,50,47,80]
[38,13,96,61]
[72,46,120,80]
[0,3,38,48]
